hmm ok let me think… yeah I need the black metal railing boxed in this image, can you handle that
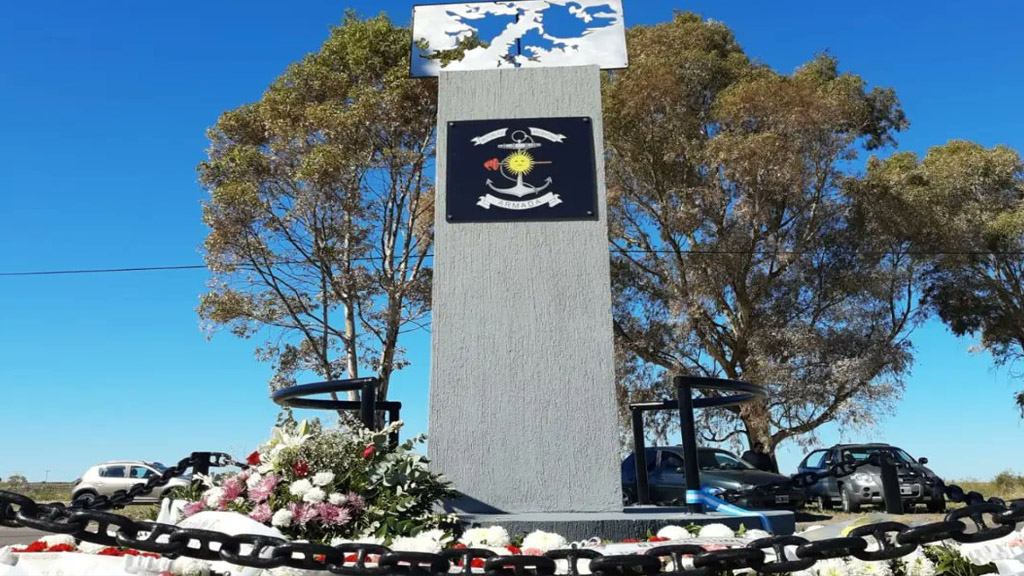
[271,378,402,447]
[627,375,767,512]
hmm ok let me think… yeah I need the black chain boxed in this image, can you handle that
[2,486,1023,574]
[2,450,1023,575]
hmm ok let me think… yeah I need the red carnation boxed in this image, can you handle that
[247,450,261,466]
[22,541,48,552]
[648,536,670,543]
[47,543,76,552]
[293,460,310,477]
[344,554,359,563]
[506,546,522,555]
[472,558,487,568]
[362,445,376,459]
[621,538,640,543]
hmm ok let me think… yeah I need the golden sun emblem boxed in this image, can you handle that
[502,150,535,176]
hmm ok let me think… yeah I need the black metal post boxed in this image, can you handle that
[191,452,211,477]
[631,407,651,505]
[880,453,904,515]
[388,406,401,448]
[360,380,376,431]
[675,376,703,513]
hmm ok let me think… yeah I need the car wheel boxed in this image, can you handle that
[622,486,639,506]
[817,494,834,510]
[841,489,861,513]
[72,490,98,506]
[927,499,946,513]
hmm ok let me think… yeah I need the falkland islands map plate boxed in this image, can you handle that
[411,1,627,77]
[445,116,598,223]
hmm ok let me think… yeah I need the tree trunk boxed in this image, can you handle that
[740,401,779,473]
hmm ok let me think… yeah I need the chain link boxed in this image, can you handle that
[2,451,1024,575]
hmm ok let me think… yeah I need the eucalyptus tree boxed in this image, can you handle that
[603,13,923,465]
[198,14,436,402]
[855,141,1024,414]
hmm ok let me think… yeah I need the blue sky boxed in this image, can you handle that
[1,1,1023,484]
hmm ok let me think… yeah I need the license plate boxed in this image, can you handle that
[775,495,790,504]
[900,486,912,495]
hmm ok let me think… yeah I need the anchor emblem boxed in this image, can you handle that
[475,128,565,210]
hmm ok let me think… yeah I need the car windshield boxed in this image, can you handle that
[148,462,168,471]
[841,447,915,464]
[698,450,754,471]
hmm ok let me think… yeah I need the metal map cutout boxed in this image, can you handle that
[410,1,627,77]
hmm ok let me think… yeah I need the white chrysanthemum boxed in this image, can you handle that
[460,525,511,547]
[202,487,224,508]
[848,559,893,576]
[312,472,335,487]
[656,525,693,540]
[271,509,293,527]
[419,528,453,548]
[521,530,568,552]
[814,558,853,576]
[329,492,347,506]
[901,551,937,576]
[391,534,443,554]
[742,529,771,541]
[39,534,76,547]
[288,479,313,497]
[697,523,734,538]
[171,556,211,576]
[78,541,108,554]
[302,487,326,504]
[245,472,263,488]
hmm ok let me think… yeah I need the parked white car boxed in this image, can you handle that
[71,461,190,504]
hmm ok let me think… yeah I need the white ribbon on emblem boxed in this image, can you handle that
[477,193,563,210]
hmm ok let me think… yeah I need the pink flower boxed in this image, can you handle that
[362,445,376,459]
[182,501,205,518]
[288,502,319,526]
[315,503,351,526]
[248,475,279,503]
[522,548,545,556]
[344,492,365,512]
[248,503,272,523]
[222,477,245,501]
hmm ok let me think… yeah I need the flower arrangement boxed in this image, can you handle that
[179,419,457,544]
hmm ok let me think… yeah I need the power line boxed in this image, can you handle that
[2,249,1021,277]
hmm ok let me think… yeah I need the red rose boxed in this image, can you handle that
[621,538,640,543]
[344,554,359,563]
[472,558,486,568]
[22,541,48,552]
[247,450,261,466]
[98,547,123,556]
[506,546,521,555]
[452,543,467,549]
[293,460,309,477]
[362,445,376,459]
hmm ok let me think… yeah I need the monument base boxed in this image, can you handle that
[457,509,797,542]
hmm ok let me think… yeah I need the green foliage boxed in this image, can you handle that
[924,544,997,575]
[858,141,1024,413]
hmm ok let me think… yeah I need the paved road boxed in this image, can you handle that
[0,526,47,547]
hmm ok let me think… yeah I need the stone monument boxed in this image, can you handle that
[417,1,795,537]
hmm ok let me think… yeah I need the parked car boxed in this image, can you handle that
[797,443,946,513]
[622,446,806,509]
[71,461,191,504]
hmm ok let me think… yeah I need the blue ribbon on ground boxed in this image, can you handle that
[689,487,774,533]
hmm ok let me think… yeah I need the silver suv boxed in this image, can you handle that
[71,461,191,504]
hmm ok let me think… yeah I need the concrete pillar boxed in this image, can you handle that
[428,65,621,513]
